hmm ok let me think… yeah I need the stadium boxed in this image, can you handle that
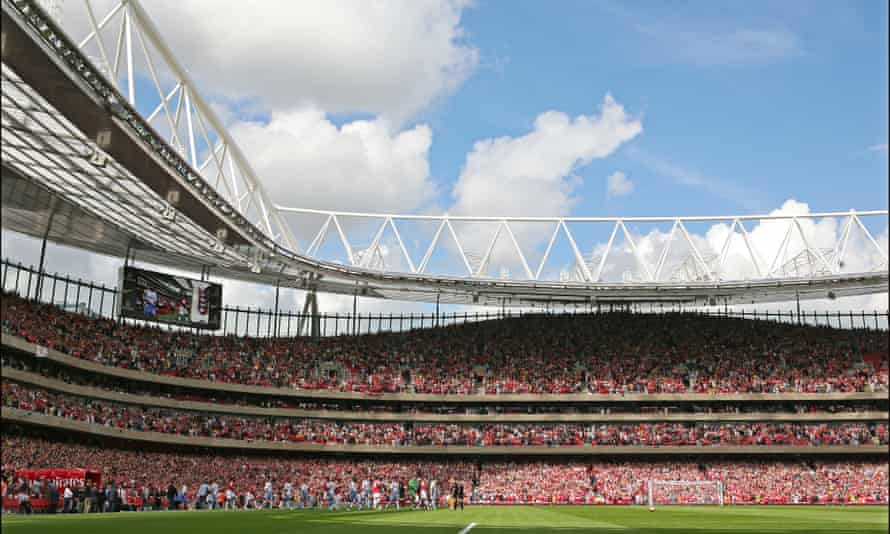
[1,1,888,533]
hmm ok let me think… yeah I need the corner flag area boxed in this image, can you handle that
[2,506,888,534]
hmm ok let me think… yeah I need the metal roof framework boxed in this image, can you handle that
[1,0,887,307]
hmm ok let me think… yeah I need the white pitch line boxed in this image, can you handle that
[457,522,478,534]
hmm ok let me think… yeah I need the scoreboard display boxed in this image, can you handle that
[118,266,222,330]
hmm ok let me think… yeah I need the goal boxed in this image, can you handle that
[647,480,724,508]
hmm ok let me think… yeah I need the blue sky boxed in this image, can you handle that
[417,0,887,217]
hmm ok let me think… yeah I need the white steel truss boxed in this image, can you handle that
[275,207,889,285]
[70,0,296,251]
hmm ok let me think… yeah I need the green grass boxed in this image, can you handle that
[1,506,887,534]
[0,506,887,534]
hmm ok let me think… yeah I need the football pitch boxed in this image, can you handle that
[1,506,887,534]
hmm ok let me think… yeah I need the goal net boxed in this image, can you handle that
[647,480,724,507]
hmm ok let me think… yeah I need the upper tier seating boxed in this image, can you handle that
[3,292,887,395]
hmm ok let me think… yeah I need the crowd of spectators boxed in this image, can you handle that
[4,382,887,448]
[4,353,884,416]
[2,293,886,395]
[2,434,887,508]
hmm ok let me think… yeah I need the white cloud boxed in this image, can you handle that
[585,199,888,307]
[229,108,436,215]
[868,143,888,153]
[451,94,642,217]
[445,94,641,273]
[606,171,634,197]
[133,0,478,123]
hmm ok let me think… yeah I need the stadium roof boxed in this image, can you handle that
[2,0,887,307]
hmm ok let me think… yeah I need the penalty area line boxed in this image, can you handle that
[457,522,478,534]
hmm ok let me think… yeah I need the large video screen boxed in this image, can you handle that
[119,266,222,330]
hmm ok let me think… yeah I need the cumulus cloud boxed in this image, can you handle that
[230,109,436,215]
[127,0,478,123]
[606,171,634,197]
[451,94,642,217]
[585,199,888,290]
[444,94,641,274]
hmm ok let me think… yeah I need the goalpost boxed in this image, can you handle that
[647,480,724,508]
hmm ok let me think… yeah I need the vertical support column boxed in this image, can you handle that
[12,263,21,295]
[50,275,57,307]
[24,265,33,303]
[74,280,81,313]
[34,238,48,302]
[34,196,58,302]
[1,261,8,291]
[296,289,320,338]
[87,283,94,316]
[352,286,358,336]
[118,242,132,325]
[273,280,280,337]
[647,480,654,509]
[435,293,440,328]
[310,290,320,338]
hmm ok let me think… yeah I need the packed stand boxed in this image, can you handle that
[3,381,887,448]
[2,433,887,511]
[4,352,885,416]
[2,293,887,396]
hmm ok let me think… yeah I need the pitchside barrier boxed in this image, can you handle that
[4,494,887,512]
